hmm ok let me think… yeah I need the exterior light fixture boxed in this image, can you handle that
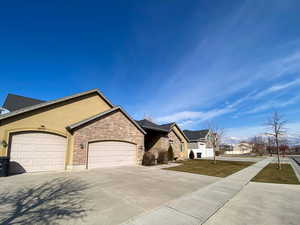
[1,140,7,148]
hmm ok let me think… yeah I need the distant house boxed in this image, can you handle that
[225,142,253,155]
[183,129,215,158]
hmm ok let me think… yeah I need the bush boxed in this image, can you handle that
[142,151,156,166]
[157,151,168,164]
[189,150,195,159]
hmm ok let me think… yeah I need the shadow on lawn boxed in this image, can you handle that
[0,177,92,225]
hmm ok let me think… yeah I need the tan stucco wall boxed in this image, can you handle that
[170,125,188,159]
[0,92,112,168]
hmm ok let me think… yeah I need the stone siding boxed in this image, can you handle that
[168,130,184,160]
[72,110,144,166]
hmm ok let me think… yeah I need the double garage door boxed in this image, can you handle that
[9,132,136,173]
[9,132,67,173]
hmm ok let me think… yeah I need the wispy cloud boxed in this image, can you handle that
[246,95,300,114]
[253,78,300,99]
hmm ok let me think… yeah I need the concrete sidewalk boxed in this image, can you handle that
[121,158,272,225]
[289,157,300,182]
[204,182,300,225]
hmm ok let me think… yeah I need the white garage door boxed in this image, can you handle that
[88,141,136,169]
[9,132,67,173]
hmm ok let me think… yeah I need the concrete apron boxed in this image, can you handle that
[120,158,272,225]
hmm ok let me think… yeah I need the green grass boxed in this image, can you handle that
[251,163,300,185]
[164,159,253,177]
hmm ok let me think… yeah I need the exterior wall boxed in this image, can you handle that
[188,141,214,158]
[188,142,198,149]
[147,134,169,160]
[0,93,112,168]
[170,125,189,160]
[72,110,144,167]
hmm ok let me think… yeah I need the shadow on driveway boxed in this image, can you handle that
[0,177,92,225]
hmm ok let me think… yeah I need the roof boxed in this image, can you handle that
[67,106,146,134]
[136,119,189,142]
[0,89,114,122]
[135,119,169,133]
[159,122,175,131]
[2,94,45,112]
[183,129,210,142]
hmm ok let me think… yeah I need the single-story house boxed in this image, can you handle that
[225,142,253,155]
[0,89,146,173]
[183,129,215,158]
[136,119,189,162]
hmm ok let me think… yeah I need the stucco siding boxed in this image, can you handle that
[0,92,112,164]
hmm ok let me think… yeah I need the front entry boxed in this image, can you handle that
[168,145,174,161]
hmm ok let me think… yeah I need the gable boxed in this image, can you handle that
[0,92,113,140]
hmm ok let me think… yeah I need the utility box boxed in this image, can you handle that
[0,157,10,177]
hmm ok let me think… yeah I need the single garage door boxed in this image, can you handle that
[88,141,136,169]
[9,132,67,173]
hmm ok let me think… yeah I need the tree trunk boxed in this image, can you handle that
[213,147,216,164]
[276,138,281,170]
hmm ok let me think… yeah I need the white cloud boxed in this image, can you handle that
[253,78,300,99]
[246,95,300,114]
[225,122,300,142]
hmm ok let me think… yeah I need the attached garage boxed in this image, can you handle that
[9,132,67,173]
[87,141,136,169]
[0,89,146,173]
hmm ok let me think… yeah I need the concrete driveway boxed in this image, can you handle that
[0,165,220,225]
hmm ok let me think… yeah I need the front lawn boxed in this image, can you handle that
[251,163,300,185]
[165,159,253,177]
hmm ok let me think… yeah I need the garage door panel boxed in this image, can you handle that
[88,141,136,169]
[9,132,67,173]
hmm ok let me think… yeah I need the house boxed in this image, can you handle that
[225,142,253,155]
[0,89,146,173]
[136,119,189,163]
[183,129,215,158]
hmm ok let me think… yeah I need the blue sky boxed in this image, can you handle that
[1,0,300,140]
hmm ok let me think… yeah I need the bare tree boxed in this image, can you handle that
[265,111,287,169]
[207,122,224,164]
[250,136,266,156]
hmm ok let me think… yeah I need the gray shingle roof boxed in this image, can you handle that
[183,129,209,141]
[135,119,169,132]
[2,94,45,112]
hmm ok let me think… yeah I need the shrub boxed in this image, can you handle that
[157,151,168,164]
[142,151,156,166]
[189,150,195,159]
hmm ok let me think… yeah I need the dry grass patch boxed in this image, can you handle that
[165,159,253,177]
[251,163,300,185]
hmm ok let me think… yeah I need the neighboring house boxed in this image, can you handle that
[136,119,189,162]
[183,129,215,158]
[225,142,253,155]
[0,89,146,174]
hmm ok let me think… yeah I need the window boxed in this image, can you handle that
[180,143,184,152]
